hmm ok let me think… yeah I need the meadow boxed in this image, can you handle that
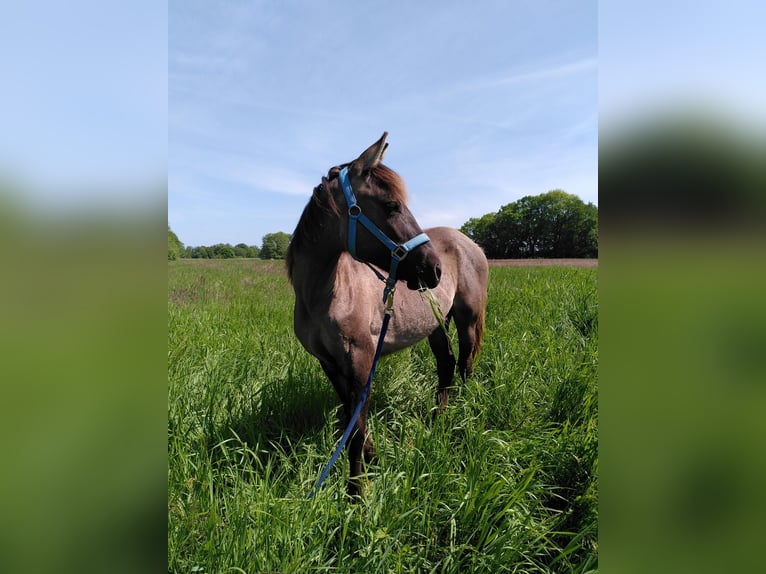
[168,259,598,573]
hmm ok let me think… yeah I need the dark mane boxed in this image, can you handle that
[286,183,339,283]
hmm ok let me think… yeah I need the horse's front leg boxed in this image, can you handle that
[344,400,371,497]
[345,345,376,497]
[322,347,376,497]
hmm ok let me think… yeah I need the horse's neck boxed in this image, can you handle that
[291,242,342,308]
[289,196,347,304]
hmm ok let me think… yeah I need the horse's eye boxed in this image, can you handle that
[386,201,400,213]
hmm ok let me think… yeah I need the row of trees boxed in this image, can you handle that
[184,243,260,259]
[168,230,292,260]
[169,190,597,261]
[460,190,597,259]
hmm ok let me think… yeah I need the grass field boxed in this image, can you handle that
[168,259,598,573]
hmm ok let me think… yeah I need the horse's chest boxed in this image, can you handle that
[381,307,440,354]
[293,300,335,359]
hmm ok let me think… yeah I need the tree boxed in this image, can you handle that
[168,226,183,260]
[184,242,262,259]
[210,243,236,259]
[460,191,598,258]
[259,232,291,259]
[460,213,500,257]
[190,246,210,258]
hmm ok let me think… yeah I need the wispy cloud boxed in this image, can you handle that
[434,57,598,102]
[489,57,598,87]
[172,149,314,198]
[222,162,314,196]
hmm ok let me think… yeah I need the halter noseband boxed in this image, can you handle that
[338,166,430,302]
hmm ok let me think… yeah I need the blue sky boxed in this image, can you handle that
[599,1,766,128]
[0,1,166,211]
[2,1,762,241]
[169,1,598,248]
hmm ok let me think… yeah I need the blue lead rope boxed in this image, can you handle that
[309,306,393,497]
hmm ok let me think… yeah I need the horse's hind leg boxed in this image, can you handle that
[453,303,485,383]
[428,324,456,411]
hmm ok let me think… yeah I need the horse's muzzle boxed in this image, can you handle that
[408,256,441,290]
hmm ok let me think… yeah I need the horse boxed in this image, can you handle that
[286,132,489,496]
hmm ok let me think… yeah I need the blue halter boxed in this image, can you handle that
[338,166,430,302]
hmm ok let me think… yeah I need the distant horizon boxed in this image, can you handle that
[171,186,598,249]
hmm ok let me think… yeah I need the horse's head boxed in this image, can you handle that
[323,132,442,291]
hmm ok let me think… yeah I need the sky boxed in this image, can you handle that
[0,1,166,211]
[599,1,766,130]
[1,1,762,245]
[168,1,598,248]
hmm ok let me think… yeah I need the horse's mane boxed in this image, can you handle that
[285,164,408,283]
[371,163,409,205]
[286,183,338,283]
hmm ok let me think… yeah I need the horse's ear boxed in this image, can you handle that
[350,132,388,175]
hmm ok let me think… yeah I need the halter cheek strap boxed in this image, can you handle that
[338,167,430,302]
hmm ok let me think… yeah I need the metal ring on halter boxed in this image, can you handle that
[392,245,408,260]
[348,205,361,217]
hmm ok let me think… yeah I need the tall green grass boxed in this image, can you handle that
[168,260,597,572]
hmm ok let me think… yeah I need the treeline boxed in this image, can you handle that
[460,190,597,259]
[168,230,292,260]
[169,190,598,261]
[183,243,261,259]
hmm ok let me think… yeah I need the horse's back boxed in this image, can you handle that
[425,226,488,289]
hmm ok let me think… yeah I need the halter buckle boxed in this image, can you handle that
[392,245,408,260]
